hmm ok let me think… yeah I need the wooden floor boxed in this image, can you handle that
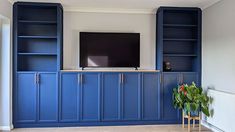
[5,125,212,132]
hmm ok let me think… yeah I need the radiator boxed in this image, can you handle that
[206,89,235,132]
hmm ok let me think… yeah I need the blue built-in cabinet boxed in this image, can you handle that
[59,72,160,126]
[161,72,199,123]
[13,2,63,127]
[157,7,202,123]
[15,72,58,123]
[13,3,201,128]
[60,73,101,122]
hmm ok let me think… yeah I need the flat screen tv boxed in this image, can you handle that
[80,32,140,68]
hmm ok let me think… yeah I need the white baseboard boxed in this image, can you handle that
[0,124,13,130]
[202,120,224,132]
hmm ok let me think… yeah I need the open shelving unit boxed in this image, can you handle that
[14,2,63,72]
[157,7,201,72]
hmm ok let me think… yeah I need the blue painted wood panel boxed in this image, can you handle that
[142,73,160,120]
[162,73,180,122]
[122,73,141,120]
[38,73,58,122]
[182,72,199,85]
[81,73,100,121]
[60,73,79,122]
[16,73,37,123]
[102,73,120,121]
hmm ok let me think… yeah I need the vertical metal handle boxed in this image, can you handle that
[122,74,124,84]
[159,74,162,84]
[80,74,83,85]
[77,74,80,85]
[119,74,122,84]
[34,73,37,85]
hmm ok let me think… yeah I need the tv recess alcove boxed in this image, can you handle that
[13,2,201,128]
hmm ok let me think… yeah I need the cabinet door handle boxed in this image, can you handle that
[34,73,37,85]
[119,74,122,84]
[160,74,162,84]
[77,74,80,85]
[80,74,83,85]
[122,74,124,84]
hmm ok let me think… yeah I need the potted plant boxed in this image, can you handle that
[173,82,210,117]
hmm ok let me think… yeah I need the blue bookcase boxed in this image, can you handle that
[14,2,63,72]
[157,7,202,123]
[157,7,201,73]
[13,2,63,127]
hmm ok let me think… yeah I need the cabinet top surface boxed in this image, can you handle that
[61,69,160,73]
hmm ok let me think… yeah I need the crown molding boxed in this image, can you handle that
[64,7,155,14]
[6,0,14,4]
[201,0,222,10]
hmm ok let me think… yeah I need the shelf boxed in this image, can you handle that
[18,20,57,24]
[18,36,57,39]
[163,24,197,28]
[163,38,197,41]
[163,54,197,57]
[18,53,57,56]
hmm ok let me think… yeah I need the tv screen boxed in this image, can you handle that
[80,32,140,68]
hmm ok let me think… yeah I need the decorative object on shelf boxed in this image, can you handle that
[172,82,211,132]
[163,61,172,71]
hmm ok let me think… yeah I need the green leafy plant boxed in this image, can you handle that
[173,82,211,116]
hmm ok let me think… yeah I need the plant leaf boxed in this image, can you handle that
[202,107,210,117]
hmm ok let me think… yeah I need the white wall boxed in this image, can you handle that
[0,17,11,130]
[64,12,156,69]
[202,0,235,93]
[0,0,12,130]
[202,0,235,131]
[0,0,12,19]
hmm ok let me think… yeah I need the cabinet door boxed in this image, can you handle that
[38,73,58,122]
[60,73,79,122]
[16,73,37,123]
[162,73,181,123]
[182,72,199,85]
[102,73,121,121]
[81,73,100,121]
[122,73,141,120]
[142,73,160,120]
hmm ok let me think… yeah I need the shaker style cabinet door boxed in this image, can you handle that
[38,73,58,122]
[60,73,80,122]
[182,72,199,85]
[122,73,141,121]
[80,73,100,121]
[162,73,181,123]
[142,73,160,120]
[102,73,121,121]
[15,73,37,123]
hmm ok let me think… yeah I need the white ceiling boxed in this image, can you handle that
[13,0,221,13]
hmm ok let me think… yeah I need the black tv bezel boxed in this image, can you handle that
[79,32,140,68]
